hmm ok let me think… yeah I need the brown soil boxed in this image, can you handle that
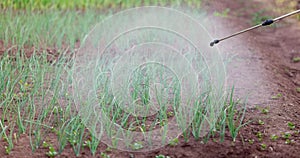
[1,0,300,157]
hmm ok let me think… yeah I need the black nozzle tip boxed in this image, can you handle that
[210,39,220,47]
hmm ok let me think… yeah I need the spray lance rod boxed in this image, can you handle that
[210,9,300,47]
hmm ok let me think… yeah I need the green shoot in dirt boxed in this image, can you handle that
[296,87,300,93]
[156,154,171,158]
[100,152,110,158]
[282,132,291,139]
[131,142,144,150]
[169,138,179,146]
[248,139,254,144]
[271,93,282,99]
[292,57,300,63]
[260,143,267,150]
[46,145,58,158]
[261,108,269,114]
[270,134,279,141]
[258,120,265,125]
[256,131,263,141]
[287,122,295,130]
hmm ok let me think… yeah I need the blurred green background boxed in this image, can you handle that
[0,0,202,10]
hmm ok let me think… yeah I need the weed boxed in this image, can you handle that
[167,111,174,117]
[248,139,254,144]
[156,155,170,158]
[258,120,265,125]
[287,122,295,130]
[100,152,110,158]
[292,57,300,63]
[261,108,269,114]
[282,132,291,139]
[270,134,279,141]
[169,138,179,146]
[5,146,11,155]
[271,93,282,99]
[214,8,230,18]
[256,132,263,141]
[43,141,50,148]
[131,142,144,150]
[285,139,295,145]
[260,143,267,150]
[46,146,58,158]
[296,87,300,93]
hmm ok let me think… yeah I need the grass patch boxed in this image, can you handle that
[0,10,107,49]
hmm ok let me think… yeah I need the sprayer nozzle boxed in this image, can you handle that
[210,39,219,47]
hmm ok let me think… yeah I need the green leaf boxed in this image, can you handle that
[131,142,144,150]
[288,122,295,130]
